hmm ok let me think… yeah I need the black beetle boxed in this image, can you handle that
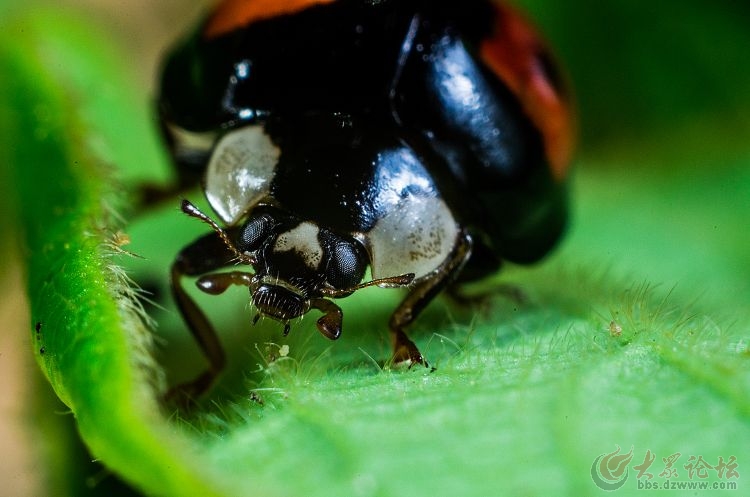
[156,0,573,397]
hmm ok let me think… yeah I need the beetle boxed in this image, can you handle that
[157,0,574,398]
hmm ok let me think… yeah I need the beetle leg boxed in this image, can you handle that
[196,271,255,295]
[388,230,473,367]
[168,232,237,404]
[309,298,344,340]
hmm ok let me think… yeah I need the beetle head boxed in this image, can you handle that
[182,199,413,340]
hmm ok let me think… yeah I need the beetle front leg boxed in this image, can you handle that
[309,298,344,340]
[388,230,473,367]
[168,231,237,404]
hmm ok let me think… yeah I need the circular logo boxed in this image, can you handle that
[590,445,634,491]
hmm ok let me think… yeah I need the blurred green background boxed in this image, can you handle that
[1,1,748,496]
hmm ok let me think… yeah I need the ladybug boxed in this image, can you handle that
[157,0,573,397]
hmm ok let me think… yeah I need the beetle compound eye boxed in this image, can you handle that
[325,239,367,290]
[237,213,275,253]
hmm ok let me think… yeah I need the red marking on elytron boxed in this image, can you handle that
[204,0,336,39]
[479,3,574,180]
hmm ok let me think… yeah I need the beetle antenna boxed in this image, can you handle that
[321,273,415,298]
[180,199,254,265]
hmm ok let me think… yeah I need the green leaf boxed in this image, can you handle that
[1,10,250,497]
[3,4,749,497]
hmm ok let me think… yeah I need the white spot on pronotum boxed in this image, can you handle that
[368,196,458,280]
[205,125,280,225]
[274,222,324,269]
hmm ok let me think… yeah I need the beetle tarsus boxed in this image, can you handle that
[310,298,343,340]
[390,328,428,368]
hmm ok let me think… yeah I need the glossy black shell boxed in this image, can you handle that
[158,0,569,280]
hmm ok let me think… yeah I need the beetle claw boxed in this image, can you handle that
[390,328,431,370]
